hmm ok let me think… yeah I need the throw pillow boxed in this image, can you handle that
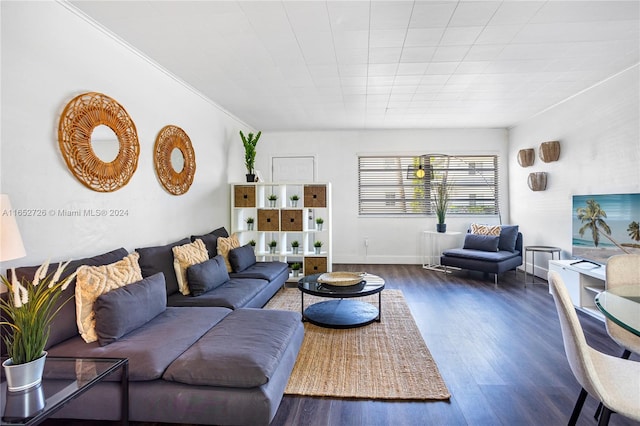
[75,252,143,343]
[228,244,257,273]
[463,234,500,252]
[187,255,230,296]
[470,223,501,236]
[217,233,241,272]
[498,225,519,252]
[94,273,167,346]
[172,239,209,296]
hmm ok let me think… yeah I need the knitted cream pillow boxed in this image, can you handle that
[470,223,501,236]
[172,239,208,296]
[217,233,241,272]
[75,252,142,343]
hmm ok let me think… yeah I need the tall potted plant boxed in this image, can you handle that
[433,182,451,233]
[1,261,76,391]
[240,130,261,182]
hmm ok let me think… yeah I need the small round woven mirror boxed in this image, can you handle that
[58,92,140,192]
[154,125,196,195]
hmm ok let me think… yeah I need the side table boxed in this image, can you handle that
[1,357,128,426]
[422,231,462,271]
[524,246,561,284]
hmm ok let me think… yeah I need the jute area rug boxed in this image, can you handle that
[265,288,450,401]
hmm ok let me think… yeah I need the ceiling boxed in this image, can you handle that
[69,1,640,131]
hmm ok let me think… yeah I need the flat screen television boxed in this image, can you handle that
[572,192,640,265]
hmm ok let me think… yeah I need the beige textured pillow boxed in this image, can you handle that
[217,233,241,272]
[173,239,208,296]
[470,223,501,236]
[75,252,142,343]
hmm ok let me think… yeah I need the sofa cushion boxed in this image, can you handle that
[75,252,143,343]
[229,261,289,281]
[187,255,229,296]
[172,239,209,296]
[463,234,499,252]
[191,227,229,258]
[442,248,519,262]
[11,247,130,349]
[46,306,232,381]
[136,238,190,296]
[217,233,241,272]
[498,225,519,252]
[163,308,302,388]
[228,244,256,272]
[167,277,269,309]
[94,273,167,346]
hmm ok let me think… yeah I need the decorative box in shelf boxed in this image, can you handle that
[231,182,332,280]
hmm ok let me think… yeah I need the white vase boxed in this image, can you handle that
[2,351,47,392]
[314,247,321,254]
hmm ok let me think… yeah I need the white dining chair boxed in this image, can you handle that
[604,254,640,358]
[548,270,640,426]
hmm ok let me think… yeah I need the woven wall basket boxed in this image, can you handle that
[528,172,548,191]
[58,92,140,192]
[539,141,560,163]
[154,125,196,195]
[517,149,535,167]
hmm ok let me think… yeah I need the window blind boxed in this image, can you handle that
[358,154,499,216]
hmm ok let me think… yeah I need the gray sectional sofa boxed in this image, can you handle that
[8,227,302,425]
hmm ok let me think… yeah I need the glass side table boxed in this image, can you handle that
[1,357,128,426]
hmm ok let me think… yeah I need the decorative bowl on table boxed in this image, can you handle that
[317,272,366,287]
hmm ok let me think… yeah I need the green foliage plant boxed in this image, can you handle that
[433,182,451,225]
[240,130,261,175]
[291,263,301,271]
[291,240,299,248]
[314,241,323,248]
[0,261,77,364]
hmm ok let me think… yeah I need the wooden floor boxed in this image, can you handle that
[44,264,639,426]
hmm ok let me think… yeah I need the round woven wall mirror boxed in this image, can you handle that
[58,92,140,192]
[154,125,196,195]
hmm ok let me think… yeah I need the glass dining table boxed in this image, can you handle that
[595,285,640,337]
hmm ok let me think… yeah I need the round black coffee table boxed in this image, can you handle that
[297,273,385,329]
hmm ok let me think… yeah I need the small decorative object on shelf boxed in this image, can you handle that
[1,260,77,391]
[316,217,324,231]
[240,130,261,182]
[539,141,560,163]
[246,217,254,231]
[528,172,548,191]
[268,240,278,254]
[268,194,278,207]
[314,240,323,254]
[517,148,535,167]
[249,240,256,251]
[291,240,300,254]
[291,263,302,277]
[290,194,299,207]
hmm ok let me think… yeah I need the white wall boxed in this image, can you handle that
[0,2,250,271]
[258,129,509,264]
[509,65,640,278]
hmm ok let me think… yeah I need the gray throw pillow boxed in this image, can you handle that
[228,244,257,272]
[94,272,167,346]
[463,234,500,252]
[187,255,230,296]
[498,225,519,252]
[136,238,190,296]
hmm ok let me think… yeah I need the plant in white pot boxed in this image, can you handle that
[240,130,261,182]
[289,195,299,207]
[291,240,300,254]
[246,217,254,231]
[1,260,77,391]
[314,240,323,254]
[291,263,302,277]
[315,217,324,231]
[268,240,278,254]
